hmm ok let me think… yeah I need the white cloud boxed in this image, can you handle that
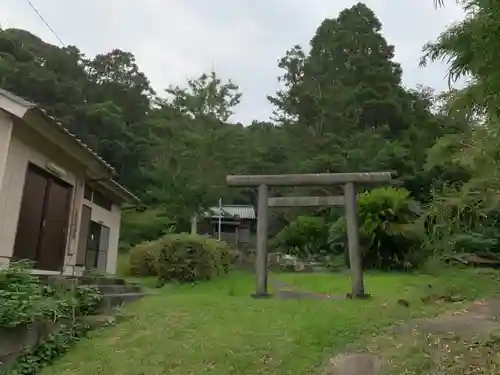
[0,0,465,123]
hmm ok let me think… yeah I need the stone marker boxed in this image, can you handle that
[325,353,383,375]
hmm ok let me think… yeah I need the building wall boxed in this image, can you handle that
[0,112,13,196]
[0,123,87,274]
[198,218,254,245]
[0,113,13,266]
[82,199,122,275]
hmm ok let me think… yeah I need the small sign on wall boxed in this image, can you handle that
[46,162,67,178]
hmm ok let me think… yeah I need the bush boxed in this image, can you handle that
[156,233,231,282]
[0,261,47,327]
[128,241,160,277]
[329,187,421,270]
[273,216,330,259]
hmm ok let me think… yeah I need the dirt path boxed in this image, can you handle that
[324,299,500,374]
[270,279,345,300]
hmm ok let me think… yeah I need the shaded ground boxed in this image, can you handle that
[40,270,500,375]
[326,299,500,374]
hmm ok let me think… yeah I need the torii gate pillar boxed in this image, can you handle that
[255,184,269,297]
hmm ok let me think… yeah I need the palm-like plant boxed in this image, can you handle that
[423,0,500,121]
[423,0,500,255]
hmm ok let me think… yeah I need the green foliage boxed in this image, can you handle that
[0,262,101,374]
[156,233,231,282]
[120,207,175,250]
[421,183,500,259]
[128,241,160,277]
[452,232,499,253]
[0,2,477,255]
[0,261,47,327]
[273,216,330,258]
[329,187,421,270]
[73,285,102,316]
[164,71,242,122]
[0,261,101,328]
[5,322,92,375]
[418,1,500,264]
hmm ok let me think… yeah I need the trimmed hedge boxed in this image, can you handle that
[157,233,231,282]
[128,233,233,282]
[128,241,160,277]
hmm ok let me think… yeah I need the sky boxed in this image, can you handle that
[0,0,465,123]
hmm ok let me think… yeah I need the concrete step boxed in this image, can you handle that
[39,275,128,287]
[95,284,143,294]
[79,277,127,286]
[98,292,146,311]
[82,314,117,329]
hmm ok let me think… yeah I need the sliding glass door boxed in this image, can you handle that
[85,221,109,272]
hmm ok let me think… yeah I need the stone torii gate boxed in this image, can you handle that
[226,172,392,298]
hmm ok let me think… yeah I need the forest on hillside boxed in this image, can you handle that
[1,1,497,264]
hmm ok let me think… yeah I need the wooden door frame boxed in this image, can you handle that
[39,176,73,271]
[18,163,73,271]
[13,164,49,262]
[76,204,92,267]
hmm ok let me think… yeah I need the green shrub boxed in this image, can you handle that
[0,261,47,327]
[128,241,160,277]
[205,237,233,274]
[329,187,421,270]
[156,233,231,282]
[273,215,330,259]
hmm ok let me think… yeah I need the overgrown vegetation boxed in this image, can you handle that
[273,187,423,270]
[0,262,101,328]
[6,322,93,375]
[331,187,422,270]
[272,216,329,259]
[0,262,102,375]
[418,0,500,265]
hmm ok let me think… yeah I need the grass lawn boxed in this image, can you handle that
[42,269,500,375]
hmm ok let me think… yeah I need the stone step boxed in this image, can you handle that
[98,292,146,311]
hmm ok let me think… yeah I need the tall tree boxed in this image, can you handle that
[85,49,155,124]
[267,3,449,201]
[0,28,88,130]
[164,71,241,122]
[270,3,406,137]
